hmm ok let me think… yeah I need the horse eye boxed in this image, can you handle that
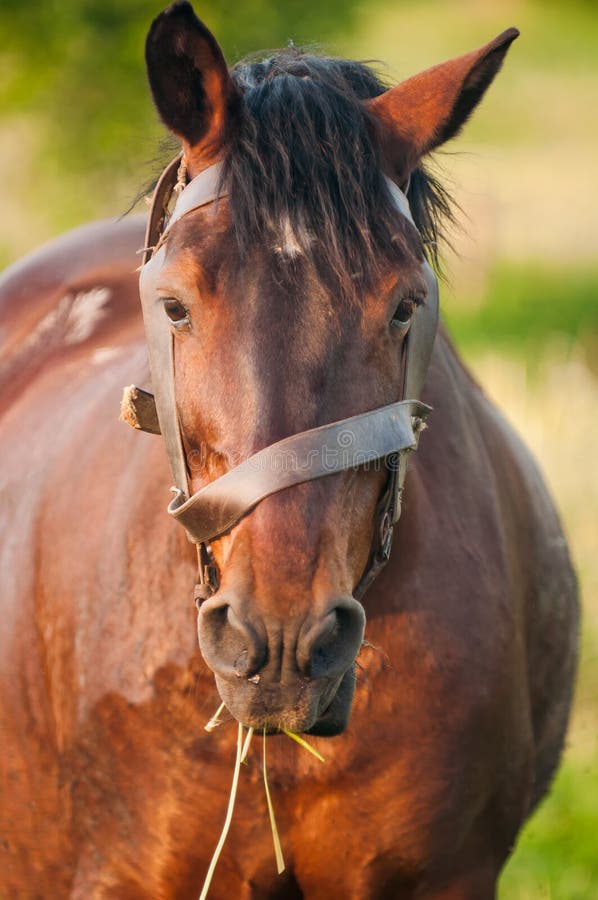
[390,291,425,330]
[390,298,416,329]
[163,299,190,326]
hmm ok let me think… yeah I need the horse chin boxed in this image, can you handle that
[305,666,356,736]
[213,666,356,737]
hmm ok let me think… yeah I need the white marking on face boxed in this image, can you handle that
[274,218,303,258]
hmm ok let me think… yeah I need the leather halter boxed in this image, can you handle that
[134,154,439,600]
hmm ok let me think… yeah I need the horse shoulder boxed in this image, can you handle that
[445,342,580,804]
[416,329,578,809]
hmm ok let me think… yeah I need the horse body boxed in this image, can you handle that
[0,222,577,898]
[1,5,578,898]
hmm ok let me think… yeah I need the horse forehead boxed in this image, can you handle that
[251,274,349,371]
[167,209,359,367]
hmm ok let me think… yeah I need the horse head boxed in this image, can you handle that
[137,1,518,735]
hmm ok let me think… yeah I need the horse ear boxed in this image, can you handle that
[366,28,519,181]
[145,2,239,166]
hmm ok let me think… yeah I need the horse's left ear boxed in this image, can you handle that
[145,2,240,168]
[366,28,519,182]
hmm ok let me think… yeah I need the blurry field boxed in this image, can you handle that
[1,0,597,897]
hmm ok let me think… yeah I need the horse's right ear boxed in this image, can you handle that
[145,2,239,168]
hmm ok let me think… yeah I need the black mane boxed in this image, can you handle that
[223,49,453,300]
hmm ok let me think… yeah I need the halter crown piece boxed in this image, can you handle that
[125,153,439,601]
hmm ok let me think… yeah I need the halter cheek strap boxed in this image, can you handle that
[137,156,228,497]
[128,155,439,600]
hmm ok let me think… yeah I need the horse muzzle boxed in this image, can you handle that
[197,592,366,734]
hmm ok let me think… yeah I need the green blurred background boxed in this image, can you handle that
[1,1,596,896]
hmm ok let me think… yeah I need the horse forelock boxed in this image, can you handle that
[223,52,408,303]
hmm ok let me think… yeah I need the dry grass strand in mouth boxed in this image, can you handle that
[283,729,325,762]
[241,726,254,764]
[262,728,285,874]
[199,704,326,897]
[204,701,228,732]
[198,722,244,900]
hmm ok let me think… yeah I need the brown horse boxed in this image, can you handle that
[0,3,578,898]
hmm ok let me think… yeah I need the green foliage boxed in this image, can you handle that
[0,0,370,258]
[499,755,598,899]
[445,264,598,364]
[0,0,362,182]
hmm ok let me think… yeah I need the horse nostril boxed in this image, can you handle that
[300,598,366,679]
[197,597,267,680]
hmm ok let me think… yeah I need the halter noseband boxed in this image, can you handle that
[128,154,439,600]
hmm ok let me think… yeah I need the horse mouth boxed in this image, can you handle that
[214,665,356,737]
